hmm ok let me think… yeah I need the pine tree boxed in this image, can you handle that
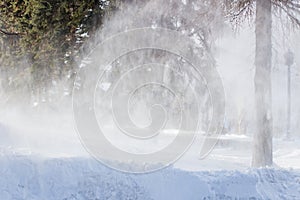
[0,0,116,103]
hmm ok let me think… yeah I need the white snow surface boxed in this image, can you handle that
[0,154,300,200]
[1,112,300,199]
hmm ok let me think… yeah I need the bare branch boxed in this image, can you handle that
[272,0,300,27]
[224,0,255,27]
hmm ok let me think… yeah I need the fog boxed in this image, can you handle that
[0,0,300,169]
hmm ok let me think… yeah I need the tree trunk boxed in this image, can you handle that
[287,64,291,138]
[252,0,273,167]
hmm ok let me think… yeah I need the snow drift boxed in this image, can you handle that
[0,154,299,200]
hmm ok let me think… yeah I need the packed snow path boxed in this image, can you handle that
[0,155,299,200]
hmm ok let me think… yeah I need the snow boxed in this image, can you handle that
[1,113,300,199]
[1,0,300,199]
[1,106,300,199]
[99,82,112,91]
[0,154,300,200]
[1,111,300,169]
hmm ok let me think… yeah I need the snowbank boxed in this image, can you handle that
[1,113,300,199]
[0,155,299,200]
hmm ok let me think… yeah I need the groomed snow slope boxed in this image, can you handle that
[0,155,299,200]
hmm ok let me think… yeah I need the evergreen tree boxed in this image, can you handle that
[0,0,116,103]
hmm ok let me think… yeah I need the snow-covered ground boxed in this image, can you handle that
[0,154,300,200]
[1,112,300,199]
[1,111,300,171]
